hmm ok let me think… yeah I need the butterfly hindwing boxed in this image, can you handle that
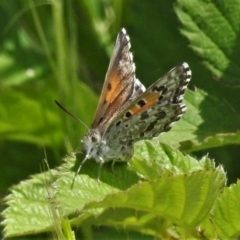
[105,63,191,144]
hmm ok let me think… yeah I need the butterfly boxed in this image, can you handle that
[57,28,191,183]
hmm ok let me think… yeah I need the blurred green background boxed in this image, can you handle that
[1,0,240,238]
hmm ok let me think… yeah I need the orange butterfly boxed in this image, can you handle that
[57,28,191,183]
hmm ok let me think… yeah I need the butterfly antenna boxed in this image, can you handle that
[55,100,89,130]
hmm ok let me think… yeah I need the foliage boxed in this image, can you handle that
[1,0,240,239]
[2,143,227,239]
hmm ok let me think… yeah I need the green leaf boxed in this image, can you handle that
[2,142,226,238]
[2,170,59,237]
[175,0,240,86]
[213,180,240,239]
[132,141,214,180]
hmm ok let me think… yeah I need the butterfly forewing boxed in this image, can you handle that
[105,63,191,144]
[92,29,144,133]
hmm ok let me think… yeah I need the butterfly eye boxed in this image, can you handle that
[91,136,97,142]
[91,135,98,142]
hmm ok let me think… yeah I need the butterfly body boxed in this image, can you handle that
[82,122,134,164]
[79,28,191,178]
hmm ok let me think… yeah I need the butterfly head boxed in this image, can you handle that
[81,129,102,160]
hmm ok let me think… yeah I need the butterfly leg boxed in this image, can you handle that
[111,160,117,175]
[71,155,89,189]
[97,157,104,183]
